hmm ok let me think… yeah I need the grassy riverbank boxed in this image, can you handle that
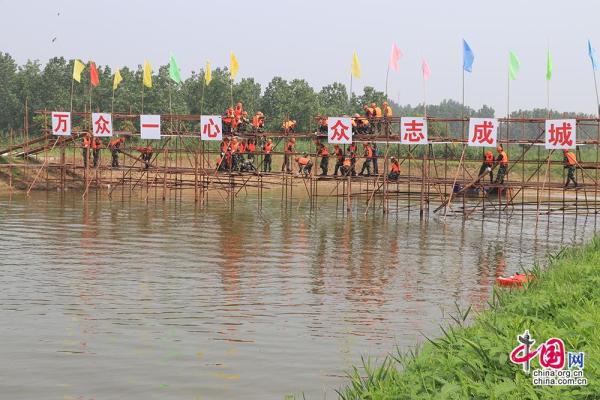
[340,238,600,399]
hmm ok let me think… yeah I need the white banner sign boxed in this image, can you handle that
[140,115,161,140]
[51,111,71,136]
[327,117,352,144]
[468,118,498,147]
[400,117,428,145]
[200,115,223,141]
[91,113,113,137]
[545,119,576,149]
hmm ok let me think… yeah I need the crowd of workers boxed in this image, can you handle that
[78,100,581,188]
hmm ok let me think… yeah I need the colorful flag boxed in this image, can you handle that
[389,43,403,72]
[230,52,239,80]
[588,40,598,71]
[72,59,85,83]
[143,59,152,88]
[508,51,520,80]
[204,61,212,86]
[351,50,361,79]
[463,39,474,72]
[422,59,431,81]
[113,69,123,90]
[546,50,553,81]
[89,62,100,87]
[169,54,181,83]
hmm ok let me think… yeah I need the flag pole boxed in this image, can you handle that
[385,64,390,100]
[111,86,115,114]
[507,69,511,146]
[349,72,353,112]
[230,78,234,109]
[200,81,205,117]
[70,79,74,113]
[593,67,600,117]
[423,74,427,116]
[141,81,144,114]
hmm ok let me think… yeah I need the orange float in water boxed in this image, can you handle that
[495,273,534,287]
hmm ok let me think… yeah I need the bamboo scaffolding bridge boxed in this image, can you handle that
[1,110,600,220]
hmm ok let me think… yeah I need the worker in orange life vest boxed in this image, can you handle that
[358,142,373,176]
[91,136,102,168]
[247,138,256,161]
[282,138,296,173]
[263,138,273,172]
[317,142,329,176]
[333,144,344,176]
[295,153,313,176]
[494,145,509,184]
[372,102,383,133]
[108,136,125,168]
[223,107,235,134]
[252,112,265,133]
[477,150,495,184]
[135,144,153,169]
[388,156,400,180]
[82,132,92,168]
[563,148,578,188]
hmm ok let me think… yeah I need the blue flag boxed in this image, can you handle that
[463,39,474,72]
[588,40,598,71]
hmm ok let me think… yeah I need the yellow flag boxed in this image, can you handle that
[230,52,239,80]
[143,60,152,88]
[72,59,85,82]
[113,69,123,90]
[351,51,361,79]
[204,61,212,86]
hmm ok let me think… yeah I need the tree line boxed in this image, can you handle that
[0,52,594,139]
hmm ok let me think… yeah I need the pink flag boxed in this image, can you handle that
[422,59,431,81]
[389,43,403,72]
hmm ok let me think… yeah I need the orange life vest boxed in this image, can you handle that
[565,151,577,166]
[374,107,382,118]
[366,146,373,158]
[91,138,102,150]
[383,105,393,118]
[343,158,351,167]
[248,143,256,153]
[391,161,400,173]
[252,115,264,128]
[320,146,329,156]
[298,157,310,165]
[239,142,246,153]
[335,147,343,160]
[498,150,508,166]
[264,143,273,154]
[83,137,91,148]
[285,142,294,154]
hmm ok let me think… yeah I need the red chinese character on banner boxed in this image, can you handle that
[510,334,566,371]
[472,120,495,144]
[94,115,111,135]
[548,122,573,147]
[330,119,350,141]
[403,119,425,142]
[538,338,565,369]
[53,113,69,133]
[203,118,221,138]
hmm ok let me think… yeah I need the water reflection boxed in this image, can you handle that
[0,191,596,400]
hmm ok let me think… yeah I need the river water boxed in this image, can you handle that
[0,191,596,399]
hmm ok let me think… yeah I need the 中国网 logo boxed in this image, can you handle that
[509,330,587,386]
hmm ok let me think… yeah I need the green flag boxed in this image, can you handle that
[169,54,181,83]
[508,51,520,80]
[546,50,553,81]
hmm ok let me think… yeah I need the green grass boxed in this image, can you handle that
[339,238,600,400]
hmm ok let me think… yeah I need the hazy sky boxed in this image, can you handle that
[1,0,599,115]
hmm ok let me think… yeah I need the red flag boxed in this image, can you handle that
[389,43,403,72]
[89,62,100,87]
[422,59,431,81]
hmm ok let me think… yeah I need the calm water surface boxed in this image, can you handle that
[0,191,596,399]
